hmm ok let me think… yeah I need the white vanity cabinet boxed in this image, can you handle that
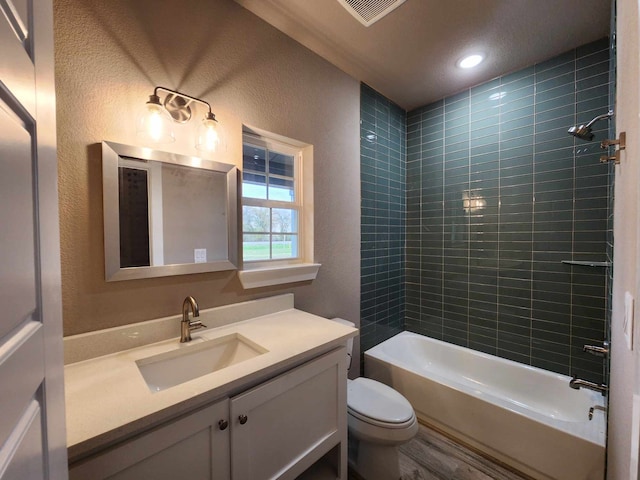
[231,347,347,479]
[69,399,230,480]
[69,347,347,480]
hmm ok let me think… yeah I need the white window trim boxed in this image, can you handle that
[239,126,319,289]
[237,262,321,289]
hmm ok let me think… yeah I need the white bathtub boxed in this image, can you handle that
[364,331,606,480]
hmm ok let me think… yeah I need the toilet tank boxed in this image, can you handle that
[330,318,355,370]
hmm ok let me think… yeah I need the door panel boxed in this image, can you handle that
[0,400,44,480]
[0,0,66,478]
[0,106,37,340]
[5,0,29,38]
[0,322,43,448]
[0,3,35,115]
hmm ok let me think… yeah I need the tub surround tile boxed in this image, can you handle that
[403,40,610,383]
[360,87,406,355]
[360,39,610,383]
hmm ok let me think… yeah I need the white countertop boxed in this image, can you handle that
[64,303,357,462]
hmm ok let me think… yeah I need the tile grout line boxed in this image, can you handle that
[530,63,537,365]
[570,50,578,377]
[441,102,446,340]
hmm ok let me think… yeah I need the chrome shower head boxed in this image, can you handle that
[568,110,614,142]
[568,124,595,141]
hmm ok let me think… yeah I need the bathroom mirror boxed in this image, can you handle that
[102,141,238,281]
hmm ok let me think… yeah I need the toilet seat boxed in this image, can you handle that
[348,407,416,429]
[347,377,414,427]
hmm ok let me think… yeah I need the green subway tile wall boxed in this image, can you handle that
[360,84,406,353]
[360,38,612,383]
[405,38,611,383]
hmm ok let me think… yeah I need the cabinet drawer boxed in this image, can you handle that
[231,347,346,480]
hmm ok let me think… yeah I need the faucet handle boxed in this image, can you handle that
[583,343,609,357]
[189,320,206,331]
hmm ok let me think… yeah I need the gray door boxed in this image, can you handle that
[0,0,68,478]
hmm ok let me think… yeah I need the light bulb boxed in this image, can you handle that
[146,105,165,141]
[196,113,220,152]
[457,54,484,69]
[136,94,175,144]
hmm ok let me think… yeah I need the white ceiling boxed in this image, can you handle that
[235,0,611,110]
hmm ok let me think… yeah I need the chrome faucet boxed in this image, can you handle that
[570,375,608,396]
[180,296,206,343]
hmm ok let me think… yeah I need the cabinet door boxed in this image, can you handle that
[231,348,346,480]
[69,399,230,480]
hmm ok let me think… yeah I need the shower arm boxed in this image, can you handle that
[586,110,614,128]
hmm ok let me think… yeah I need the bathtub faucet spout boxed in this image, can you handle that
[570,375,608,396]
[589,405,607,420]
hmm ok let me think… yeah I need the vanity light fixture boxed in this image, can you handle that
[137,86,220,152]
[457,54,484,69]
[136,92,174,144]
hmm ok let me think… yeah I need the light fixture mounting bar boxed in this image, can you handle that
[153,86,217,123]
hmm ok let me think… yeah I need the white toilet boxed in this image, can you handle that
[332,319,418,480]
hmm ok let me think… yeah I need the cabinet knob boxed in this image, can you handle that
[218,419,228,430]
[238,414,248,425]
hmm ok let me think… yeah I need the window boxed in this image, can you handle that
[238,128,319,289]
[242,133,303,264]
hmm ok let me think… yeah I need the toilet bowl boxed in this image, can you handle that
[331,319,418,480]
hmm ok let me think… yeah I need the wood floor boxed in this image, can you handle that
[349,422,530,480]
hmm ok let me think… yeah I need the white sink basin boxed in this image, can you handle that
[136,333,268,392]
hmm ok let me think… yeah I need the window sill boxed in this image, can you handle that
[238,263,321,289]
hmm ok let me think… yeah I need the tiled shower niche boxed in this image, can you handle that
[405,39,610,383]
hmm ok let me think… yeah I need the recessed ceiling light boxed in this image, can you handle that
[457,54,484,69]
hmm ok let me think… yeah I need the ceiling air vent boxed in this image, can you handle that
[337,0,407,27]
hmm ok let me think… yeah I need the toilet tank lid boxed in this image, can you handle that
[331,317,355,328]
[330,318,355,362]
[348,377,414,424]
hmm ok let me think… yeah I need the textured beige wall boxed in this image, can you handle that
[53,0,361,352]
[608,0,640,477]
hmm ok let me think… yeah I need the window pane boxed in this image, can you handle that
[242,172,267,200]
[242,136,303,264]
[243,234,270,261]
[243,145,266,173]
[242,206,270,232]
[268,177,294,202]
[269,152,294,177]
[272,208,297,234]
[272,234,298,259]
[243,144,268,200]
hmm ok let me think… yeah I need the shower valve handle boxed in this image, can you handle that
[599,132,626,165]
[583,343,609,357]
